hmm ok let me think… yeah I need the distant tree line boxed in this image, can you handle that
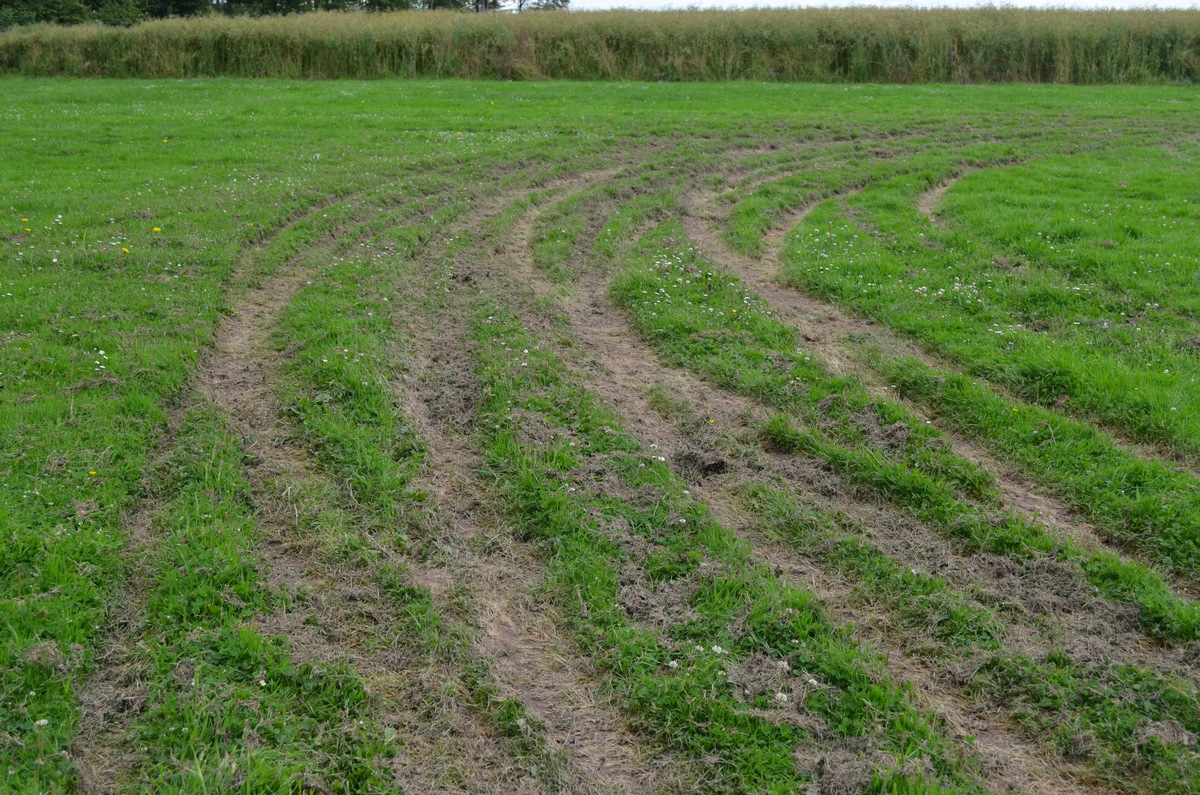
[0,0,566,29]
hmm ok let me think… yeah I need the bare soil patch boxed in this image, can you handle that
[915,178,956,222]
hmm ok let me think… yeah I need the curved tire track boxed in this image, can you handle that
[681,186,1200,602]
[392,171,683,795]
[495,177,1110,795]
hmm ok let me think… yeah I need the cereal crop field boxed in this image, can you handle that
[2,79,1200,794]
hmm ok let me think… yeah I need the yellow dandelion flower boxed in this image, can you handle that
[21,217,28,222]
[24,227,31,233]
[153,227,161,232]
[122,247,130,253]
[88,470,97,476]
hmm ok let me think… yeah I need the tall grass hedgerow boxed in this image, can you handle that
[0,8,1197,82]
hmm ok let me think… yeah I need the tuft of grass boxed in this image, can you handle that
[970,653,1200,794]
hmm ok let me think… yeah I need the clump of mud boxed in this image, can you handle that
[854,410,911,451]
[673,447,730,480]
[727,652,795,703]
[618,561,702,630]
[794,744,913,795]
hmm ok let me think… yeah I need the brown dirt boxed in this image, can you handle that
[681,184,1200,677]
[550,288,1096,794]
[915,177,957,222]
[68,149,1200,794]
[511,167,1200,788]
[727,502,1098,795]
[615,173,1200,674]
[399,352,672,795]
[190,191,595,794]
[71,507,156,791]
[615,353,1105,793]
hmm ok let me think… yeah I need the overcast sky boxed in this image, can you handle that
[571,0,1198,10]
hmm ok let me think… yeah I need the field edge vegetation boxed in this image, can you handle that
[0,8,1198,82]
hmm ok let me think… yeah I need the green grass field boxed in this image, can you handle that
[2,78,1200,794]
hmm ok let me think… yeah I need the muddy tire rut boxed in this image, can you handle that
[490,170,1200,792]
[69,152,1199,795]
[679,188,1200,603]
[397,341,669,795]
[545,269,1107,793]
[492,178,1116,795]
[392,172,684,795]
[521,176,1193,681]
[198,231,553,795]
[915,175,960,224]
[71,194,554,794]
[70,199,363,791]
[681,181,1200,651]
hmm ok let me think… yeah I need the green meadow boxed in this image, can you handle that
[2,78,1199,793]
